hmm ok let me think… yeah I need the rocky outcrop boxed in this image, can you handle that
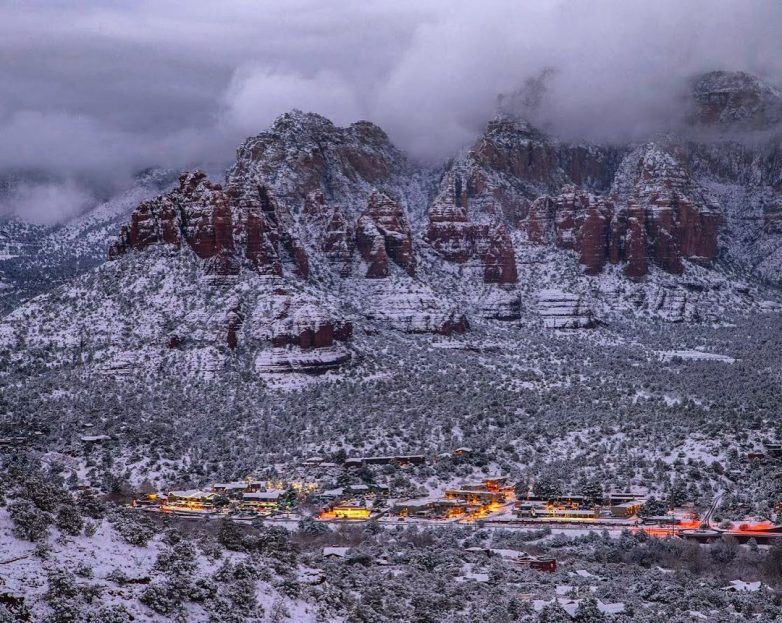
[526,188,617,275]
[106,173,355,372]
[690,71,782,130]
[109,172,232,269]
[612,144,722,276]
[472,117,569,195]
[248,283,352,351]
[477,286,520,321]
[424,174,518,287]
[254,346,351,373]
[536,289,595,329]
[432,116,620,228]
[361,278,468,335]
[301,190,353,277]
[522,145,723,278]
[225,111,408,215]
[355,192,415,278]
[110,171,310,279]
[210,279,353,372]
[230,183,309,279]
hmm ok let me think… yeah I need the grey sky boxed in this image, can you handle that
[1,0,780,222]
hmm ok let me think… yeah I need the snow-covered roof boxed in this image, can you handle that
[721,580,762,592]
[333,501,371,509]
[323,546,350,558]
[213,481,248,490]
[169,489,212,499]
[243,489,284,500]
[394,495,453,508]
[80,434,111,442]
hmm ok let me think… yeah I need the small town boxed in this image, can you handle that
[130,448,782,548]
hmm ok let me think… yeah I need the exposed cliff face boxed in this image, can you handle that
[430,119,723,282]
[225,110,409,216]
[305,193,354,277]
[682,119,782,285]
[109,120,466,345]
[105,172,355,372]
[423,115,625,295]
[6,72,782,386]
[355,191,415,278]
[526,188,616,275]
[691,71,782,130]
[519,144,723,278]
[110,171,313,280]
[249,282,352,357]
[536,289,595,329]
[42,70,776,379]
[611,144,723,276]
[424,174,518,286]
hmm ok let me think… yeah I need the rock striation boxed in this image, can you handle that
[690,71,782,130]
[109,171,309,279]
[355,192,416,278]
[536,289,595,329]
[424,173,518,285]
[521,145,722,278]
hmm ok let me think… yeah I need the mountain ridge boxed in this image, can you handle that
[2,70,782,377]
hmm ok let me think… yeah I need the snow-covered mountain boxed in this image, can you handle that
[1,71,781,378]
[0,169,178,313]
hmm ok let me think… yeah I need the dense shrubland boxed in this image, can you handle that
[3,461,782,622]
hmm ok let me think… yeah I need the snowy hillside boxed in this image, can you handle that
[0,169,176,313]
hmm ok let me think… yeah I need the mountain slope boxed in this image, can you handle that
[0,170,176,313]
[2,71,782,380]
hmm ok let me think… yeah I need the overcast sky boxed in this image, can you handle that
[1,0,781,223]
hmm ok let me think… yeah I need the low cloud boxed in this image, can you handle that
[223,67,363,136]
[1,1,780,222]
[0,179,95,226]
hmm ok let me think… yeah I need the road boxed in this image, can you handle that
[702,491,724,527]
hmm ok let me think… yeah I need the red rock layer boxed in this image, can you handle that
[473,118,565,188]
[110,171,309,279]
[265,286,353,350]
[270,322,353,349]
[355,191,415,278]
[522,145,723,279]
[525,191,722,278]
[424,176,518,284]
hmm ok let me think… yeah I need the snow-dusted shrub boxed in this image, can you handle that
[139,582,182,617]
[217,518,246,552]
[105,568,129,585]
[537,601,572,622]
[55,503,84,536]
[298,515,330,536]
[17,476,63,513]
[44,568,102,623]
[574,597,607,622]
[75,562,94,578]
[83,519,98,537]
[108,508,154,546]
[709,536,739,564]
[153,542,198,576]
[8,499,52,541]
[75,490,106,519]
[85,604,134,623]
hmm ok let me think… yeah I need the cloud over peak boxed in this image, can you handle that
[1,0,780,221]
